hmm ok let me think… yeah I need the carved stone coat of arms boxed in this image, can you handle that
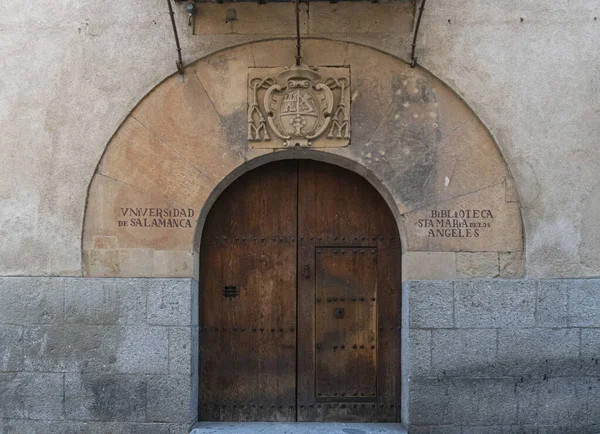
[248,65,351,148]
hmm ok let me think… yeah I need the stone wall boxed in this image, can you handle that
[0,277,198,434]
[405,279,600,433]
[2,276,599,433]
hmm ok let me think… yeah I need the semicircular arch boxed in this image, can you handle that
[82,38,523,279]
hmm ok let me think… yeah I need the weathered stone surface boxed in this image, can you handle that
[98,117,215,207]
[195,3,308,36]
[0,278,63,325]
[431,329,497,377]
[536,280,568,327]
[146,375,193,423]
[0,420,173,434]
[309,3,413,35]
[580,328,600,375]
[0,325,23,371]
[65,374,147,421]
[0,373,63,420]
[169,327,192,376]
[114,326,169,374]
[407,280,454,328]
[456,252,499,278]
[131,72,243,183]
[403,183,523,252]
[193,45,255,118]
[496,328,580,376]
[499,251,525,278]
[567,279,600,327]
[409,329,431,378]
[454,280,536,328]
[147,279,193,326]
[402,252,457,280]
[153,250,194,278]
[536,377,600,427]
[64,278,146,325]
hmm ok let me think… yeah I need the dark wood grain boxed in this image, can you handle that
[199,159,401,422]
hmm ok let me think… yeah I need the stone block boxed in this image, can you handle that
[0,277,63,325]
[568,279,600,327]
[24,325,112,372]
[146,375,193,423]
[153,250,194,278]
[431,329,497,377]
[455,280,536,328]
[499,251,525,278]
[497,328,580,376]
[195,3,308,36]
[64,278,146,325]
[430,427,461,434]
[309,3,413,35]
[0,420,90,434]
[170,424,193,434]
[536,280,568,327]
[65,374,146,421]
[0,373,63,419]
[0,325,23,371]
[536,377,600,427]
[580,328,600,375]
[402,183,523,253]
[407,280,454,328]
[169,327,192,376]
[410,329,431,378]
[448,378,518,426]
[408,378,453,426]
[147,279,193,326]
[456,252,499,278]
[97,118,213,210]
[402,252,457,281]
[87,422,171,434]
[114,326,169,374]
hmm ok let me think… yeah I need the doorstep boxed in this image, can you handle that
[190,422,407,434]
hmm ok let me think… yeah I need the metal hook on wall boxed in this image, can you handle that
[167,0,185,79]
[410,0,427,68]
[295,0,302,66]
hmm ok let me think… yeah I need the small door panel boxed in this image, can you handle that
[315,247,378,400]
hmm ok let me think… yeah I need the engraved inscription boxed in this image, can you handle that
[117,207,195,228]
[417,209,494,238]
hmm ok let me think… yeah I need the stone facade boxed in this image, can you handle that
[405,279,600,433]
[0,278,198,434]
[1,0,600,432]
[1,277,599,433]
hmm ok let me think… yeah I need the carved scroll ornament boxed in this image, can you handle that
[248,65,351,148]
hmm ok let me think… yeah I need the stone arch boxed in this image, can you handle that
[82,39,523,279]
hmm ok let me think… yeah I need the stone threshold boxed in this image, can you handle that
[190,422,407,433]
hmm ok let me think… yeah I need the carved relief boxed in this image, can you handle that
[248,65,351,148]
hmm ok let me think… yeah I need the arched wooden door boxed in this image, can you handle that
[199,160,401,422]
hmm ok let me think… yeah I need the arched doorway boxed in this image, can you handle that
[198,160,402,422]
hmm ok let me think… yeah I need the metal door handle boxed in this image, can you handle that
[304,264,310,278]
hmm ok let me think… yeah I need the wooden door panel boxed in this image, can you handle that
[199,161,297,422]
[200,159,401,423]
[315,247,378,400]
[297,160,401,422]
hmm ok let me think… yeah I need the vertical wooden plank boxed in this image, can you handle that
[199,160,298,422]
[298,160,401,422]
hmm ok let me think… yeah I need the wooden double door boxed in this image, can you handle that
[199,160,401,422]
